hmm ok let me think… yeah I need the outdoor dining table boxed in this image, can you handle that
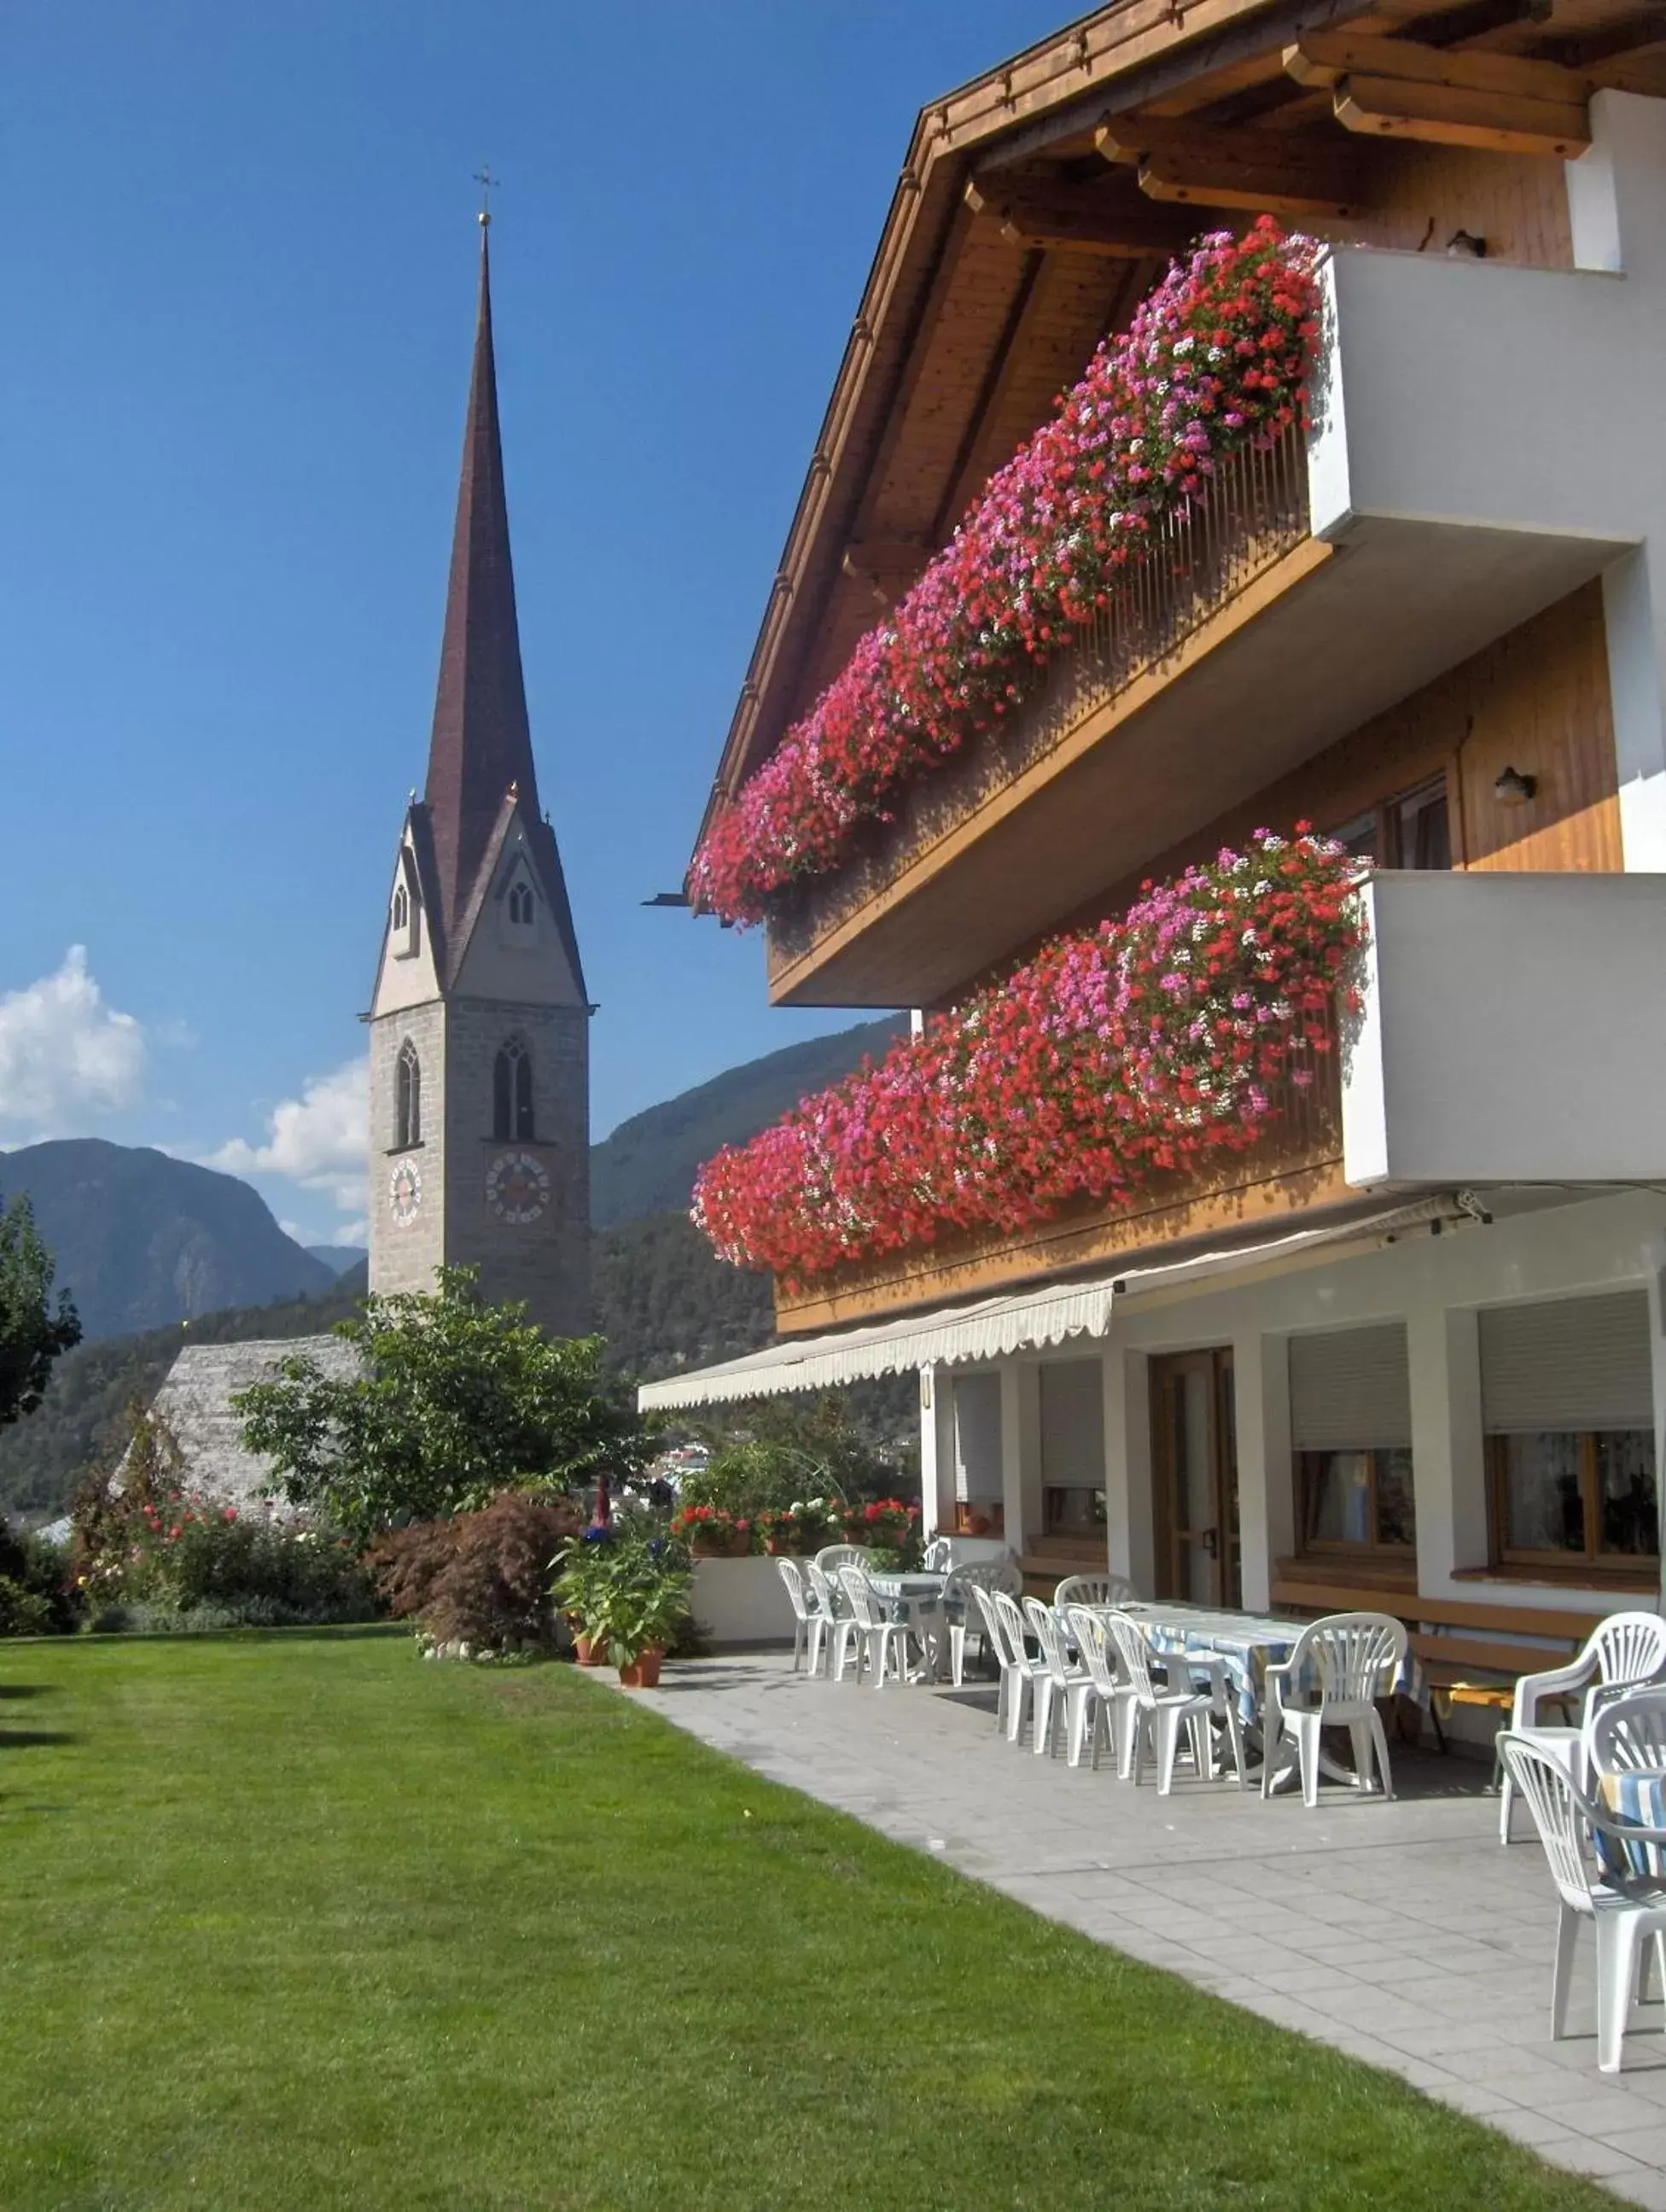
[865,1569,951,1682]
[1104,1599,1425,1729]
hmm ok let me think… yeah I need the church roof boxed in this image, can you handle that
[135,1336,362,1508]
[423,225,585,995]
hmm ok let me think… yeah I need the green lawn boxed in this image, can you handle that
[0,1633,1615,2211]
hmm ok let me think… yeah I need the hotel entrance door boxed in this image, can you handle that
[1150,1349,1240,1608]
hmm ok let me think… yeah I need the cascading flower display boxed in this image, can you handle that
[692,830,1364,1285]
[691,219,1321,926]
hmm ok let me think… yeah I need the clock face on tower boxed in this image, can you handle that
[388,1159,422,1226]
[485,1149,550,1225]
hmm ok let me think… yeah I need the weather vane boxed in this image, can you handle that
[474,166,498,227]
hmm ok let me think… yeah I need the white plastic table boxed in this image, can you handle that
[865,1570,950,1681]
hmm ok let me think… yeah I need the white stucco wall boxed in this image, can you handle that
[1343,870,1666,1187]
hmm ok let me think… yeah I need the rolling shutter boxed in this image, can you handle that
[1289,1323,1412,1451]
[1479,1293,1653,1434]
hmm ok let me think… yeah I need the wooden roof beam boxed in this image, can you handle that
[1096,118,1366,220]
[963,176,1202,260]
[1331,75,1588,157]
[1286,31,1592,157]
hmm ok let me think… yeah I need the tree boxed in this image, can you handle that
[0,1192,81,1429]
[234,1267,652,1540]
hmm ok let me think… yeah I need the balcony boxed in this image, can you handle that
[765,244,1640,1011]
[1342,870,1666,1189]
[775,1002,1349,1334]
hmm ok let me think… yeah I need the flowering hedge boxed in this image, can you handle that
[693,829,1362,1283]
[692,219,1320,925]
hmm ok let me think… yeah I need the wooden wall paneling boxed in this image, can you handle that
[948,581,1622,1007]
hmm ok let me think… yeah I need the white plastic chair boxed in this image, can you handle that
[942,1561,1022,1687]
[1261,1611,1406,1809]
[1024,1596,1092,1760]
[1500,1732,1666,2072]
[838,1566,925,1688]
[1588,1686,1666,1778]
[1502,1611,1666,1845]
[1065,1605,1138,1773]
[970,1584,1017,1736]
[1103,1610,1216,1795]
[990,1590,1052,1747]
[773,1556,826,1677]
[807,1561,865,1683]
[1054,1573,1138,1610]
[813,1544,871,1581]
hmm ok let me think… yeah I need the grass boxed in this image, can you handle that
[0,1632,1618,2212]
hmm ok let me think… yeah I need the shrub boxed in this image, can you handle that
[678,1439,809,1521]
[70,1414,375,1630]
[366,1490,585,1658]
[0,1515,75,1636]
[0,1573,55,1637]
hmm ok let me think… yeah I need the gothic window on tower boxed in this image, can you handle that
[493,1037,534,1141]
[395,1041,422,1150]
[391,874,419,957]
[508,881,534,925]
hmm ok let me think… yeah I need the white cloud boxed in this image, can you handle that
[213,1058,367,1217]
[0,947,146,1136]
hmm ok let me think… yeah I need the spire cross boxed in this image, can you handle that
[474,166,498,227]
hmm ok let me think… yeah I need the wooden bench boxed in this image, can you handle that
[1269,1567,1607,1748]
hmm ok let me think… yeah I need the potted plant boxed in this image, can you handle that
[755,1503,827,1555]
[845,1498,918,1550]
[672,1504,752,1558]
[552,1522,691,1686]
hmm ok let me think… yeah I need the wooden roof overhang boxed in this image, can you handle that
[695,0,1666,876]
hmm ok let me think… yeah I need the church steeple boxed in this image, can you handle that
[424,222,540,941]
[368,206,591,1342]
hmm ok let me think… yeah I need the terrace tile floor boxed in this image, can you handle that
[631,1652,1666,2208]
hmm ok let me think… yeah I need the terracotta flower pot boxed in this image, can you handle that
[763,1537,795,1556]
[617,1648,665,1690]
[689,1537,728,1560]
[574,1633,609,1667]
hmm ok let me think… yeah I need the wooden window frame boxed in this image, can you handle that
[1331,770,1453,871]
[1487,1431,1661,1575]
[1296,1447,1416,1559]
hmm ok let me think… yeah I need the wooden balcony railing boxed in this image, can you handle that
[766,419,1312,974]
[774,989,1346,1334]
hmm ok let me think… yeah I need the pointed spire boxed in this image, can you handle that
[422,220,541,939]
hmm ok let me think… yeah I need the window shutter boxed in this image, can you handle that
[1480,1292,1654,1434]
[1290,1324,1412,1451]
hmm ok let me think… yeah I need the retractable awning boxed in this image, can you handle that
[637,1197,1459,1411]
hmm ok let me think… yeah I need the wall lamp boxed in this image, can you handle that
[1494,765,1537,807]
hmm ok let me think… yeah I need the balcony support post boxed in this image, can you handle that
[1232,1330,1294,1616]
[999,1362,1042,1555]
[916,1362,957,1539]
[1104,1348,1156,1597]
[1407,1304,1487,1602]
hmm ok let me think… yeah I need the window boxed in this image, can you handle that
[1482,1293,1658,1572]
[493,1037,533,1141]
[394,1041,421,1149]
[1301,1450,1417,1551]
[1332,774,1452,871]
[1290,1323,1416,1555]
[507,880,535,927]
[392,883,409,931]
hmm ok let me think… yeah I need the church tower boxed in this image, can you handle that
[367,216,590,1337]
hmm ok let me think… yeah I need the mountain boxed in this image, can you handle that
[591,1015,903,1229]
[306,1246,369,1277]
[591,1211,772,1380]
[0,1140,335,1341]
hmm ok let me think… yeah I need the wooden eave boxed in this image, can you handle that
[696,0,1666,872]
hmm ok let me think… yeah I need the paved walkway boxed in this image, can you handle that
[630,1651,1666,2208]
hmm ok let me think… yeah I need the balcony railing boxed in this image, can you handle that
[774,989,1346,1334]
[766,418,1312,974]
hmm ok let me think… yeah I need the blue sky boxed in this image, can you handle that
[0,0,1069,1244]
